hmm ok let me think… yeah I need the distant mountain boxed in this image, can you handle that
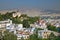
[0,9,60,17]
[43,9,60,14]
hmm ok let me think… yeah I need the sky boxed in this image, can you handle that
[0,0,60,10]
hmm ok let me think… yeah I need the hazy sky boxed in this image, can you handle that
[0,0,60,10]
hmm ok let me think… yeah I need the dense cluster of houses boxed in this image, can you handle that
[0,19,60,40]
[31,19,60,28]
[30,19,60,38]
[0,19,35,40]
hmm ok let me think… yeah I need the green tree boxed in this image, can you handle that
[57,27,60,37]
[3,30,17,40]
[23,19,30,28]
[28,16,40,24]
[48,33,56,40]
[4,12,13,19]
[57,27,60,32]
[20,14,28,18]
[0,13,3,21]
[29,34,38,40]
[56,36,60,40]
[47,24,58,32]
[21,37,24,40]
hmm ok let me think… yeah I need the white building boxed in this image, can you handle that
[6,24,23,34]
[38,29,51,38]
[0,19,12,28]
[16,24,23,31]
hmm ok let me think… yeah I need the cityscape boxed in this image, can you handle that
[0,0,60,40]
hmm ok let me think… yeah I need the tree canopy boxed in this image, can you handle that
[3,30,17,40]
